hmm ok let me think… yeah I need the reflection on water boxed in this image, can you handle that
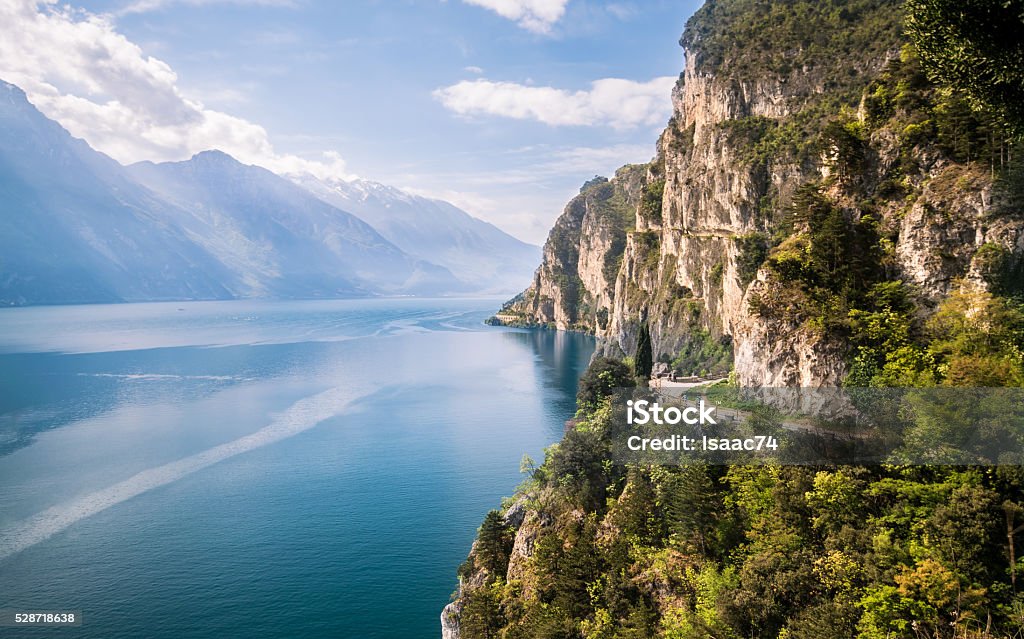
[0,298,593,639]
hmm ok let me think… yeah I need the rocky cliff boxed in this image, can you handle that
[449,0,1024,635]
[499,0,1024,388]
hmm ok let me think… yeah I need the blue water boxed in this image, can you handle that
[0,298,594,638]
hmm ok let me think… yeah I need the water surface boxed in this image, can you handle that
[0,298,593,638]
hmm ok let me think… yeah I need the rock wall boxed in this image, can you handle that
[500,13,1023,389]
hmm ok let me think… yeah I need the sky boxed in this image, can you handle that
[0,0,703,244]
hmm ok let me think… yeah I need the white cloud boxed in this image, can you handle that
[460,0,569,34]
[606,3,636,20]
[463,65,484,74]
[433,76,675,129]
[0,0,353,180]
[115,0,297,17]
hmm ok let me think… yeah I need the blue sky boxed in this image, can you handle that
[0,0,703,243]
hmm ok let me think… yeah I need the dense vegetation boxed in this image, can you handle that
[457,391,1024,637]
[905,0,1024,133]
[455,0,1024,636]
[742,4,1024,387]
[683,0,903,94]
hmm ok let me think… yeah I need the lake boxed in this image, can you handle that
[0,298,594,638]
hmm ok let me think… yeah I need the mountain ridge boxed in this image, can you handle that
[290,173,540,295]
[495,0,1024,388]
[0,79,537,305]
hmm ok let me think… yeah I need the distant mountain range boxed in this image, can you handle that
[0,80,539,306]
[291,175,541,294]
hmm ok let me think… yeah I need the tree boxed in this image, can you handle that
[906,0,1024,132]
[655,464,719,554]
[926,289,1024,386]
[576,356,635,410]
[611,467,665,546]
[460,582,505,639]
[476,510,512,577]
[634,323,653,381]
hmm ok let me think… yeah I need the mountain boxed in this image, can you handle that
[447,0,1024,635]
[0,80,469,305]
[0,81,235,305]
[492,1,1024,389]
[127,152,463,298]
[291,174,540,294]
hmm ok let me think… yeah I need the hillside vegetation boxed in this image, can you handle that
[451,0,1024,637]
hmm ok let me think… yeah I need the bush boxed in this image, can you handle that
[735,232,770,287]
[576,357,635,410]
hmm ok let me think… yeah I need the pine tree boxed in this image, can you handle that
[634,323,653,381]
[476,510,511,577]
[906,0,1024,133]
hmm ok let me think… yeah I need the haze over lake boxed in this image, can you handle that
[0,298,593,638]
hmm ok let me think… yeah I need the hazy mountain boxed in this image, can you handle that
[127,152,464,298]
[291,174,540,294]
[0,81,235,305]
[0,79,468,305]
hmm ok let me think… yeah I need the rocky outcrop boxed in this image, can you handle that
[500,2,1023,388]
[456,0,1024,633]
[441,496,550,637]
[441,601,460,639]
[506,168,649,332]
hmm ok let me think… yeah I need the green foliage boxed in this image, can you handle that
[781,600,860,639]
[906,0,1024,133]
[863,45,1020,178]
[460,580,506,638]
[710,261,724,287]
[476,510,514,577]
[576,356,635,411]
[684,0,903,94]
[545,426,611,510]
[720,105,852,169]
[534,514,603,620]
[581,175,609,193]
[759,186,884,331]
[995,152,1024,213]
[634,323,653,381]
[640,179,665,219]
[846,281,937,387]
[632,231,661,271]
[925,289,1024,386]
[734,232,770,287]
[671,331,733,377]
[609,468,665,546]
[975,243,1024,299]
[653,464,721,554]
[461,355,1024,637]
[821,119,867,183]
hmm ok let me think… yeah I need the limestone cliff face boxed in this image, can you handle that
[442,497,550,637]
[452,1,1024,633]
[501,3,1023,388]
[507,167,649,332]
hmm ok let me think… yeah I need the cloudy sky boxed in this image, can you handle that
[0,0,701,243]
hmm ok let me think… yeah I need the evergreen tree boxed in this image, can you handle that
[634,323,653,381]
[476,510,511,577]
[460,584,504,639]
[906,0,1024,132]
[576,356,635,409]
